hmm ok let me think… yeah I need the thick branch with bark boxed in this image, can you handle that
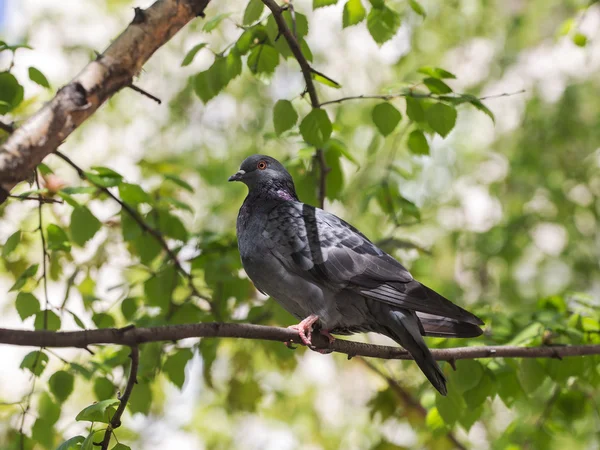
[0,323,599,361]
[0,0,211,203]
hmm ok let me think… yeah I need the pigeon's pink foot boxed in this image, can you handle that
[288,314,320,346]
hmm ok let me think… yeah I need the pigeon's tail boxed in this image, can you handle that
[383,309,447,396]
[416,313,483,338]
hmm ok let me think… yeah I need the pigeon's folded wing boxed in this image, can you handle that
[264,202,482,326]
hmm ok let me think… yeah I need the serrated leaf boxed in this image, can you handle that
[121,297,138,321]
[181,43,207,66]
[300,109,332,147]
[164,348,194,389]
[0,71,24,114]
[2,230,21,257]
[112,444,132,450]
[157,210,188,241]
[518,359,547,394]
[243,0,264,25]
[47,224,71,252]
[32,418,54,448]
[343,0,366,27]
[76,399,120,423]
[70,206,101,246]
[372,102,402,136]
[407,129,429,155]
[367,6,401,45]
[247,44,279,74]
[425,103,456,137]
[20,351,49,376]
[92,312,115,328]
[202,13,231,32]
[94,377,115,400]
[128,381,152,415]
[34,310,61,331]
[423,77,453,94]
[266,11,309,41]
[38,391,60,425]
[28,66,50,88]
[452,360,484,393]
[194,52,242,103]
[200,339,219,388]
[273,100,298,135]
[408,0,426,17]
[469,97,495,122]
[16,292,40,320]
[49,370,74,402]
[10,264,39,291]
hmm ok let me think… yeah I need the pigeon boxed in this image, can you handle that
[230,154,483,395]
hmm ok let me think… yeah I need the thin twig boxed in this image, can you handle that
[53,151,213,311]
[0,120,15,134]
[100,346,139,450]
[35,173,50,330]
[8,194,63,204]
[359,358,466,450]
[319,89,526,107]
[1,323,600,362]
[261,0,330,208]
[128,84,162,104]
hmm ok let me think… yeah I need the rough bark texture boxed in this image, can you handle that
[0,0,210,202]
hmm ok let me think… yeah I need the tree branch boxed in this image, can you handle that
[54,151,213,309]
[0,323,599,362]
[0,0,211,203]
[0,120,15,134]
[261,0,329,208]
[100,346,139,450]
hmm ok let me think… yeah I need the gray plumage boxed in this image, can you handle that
[230,154,483,395]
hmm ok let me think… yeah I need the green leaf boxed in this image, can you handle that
[311,71,342,89]
[243,0,264,25]
[144,266,177,310]
[194,52,242,103]
[38,391,61,425]
[164,174,194,193]
[469,97,495,122]
[423,77,453,94]
[343,0,366,28]
[273,100,298,135]
[28,67,50,88]
[247,44,279,74]
[266,11,309,41]
[181,43,207,66]
[300,109,332,147]
[34,310,61,331]
[128,381,152,415]
[408,0,426,17]
[10,264,39,292]
[112,445,132,450]
[227,377,263,412]
[436,384,466,425]
[132,233,162,265]
[56,436,85,450]
[76,399,120,423]
[119,183,152,205]
[202,13,231,32]
[164,348,194,389]
[92,312,115,328]
[372,102,402,136]
[418,66,456,79]
[367,6,401,45]
[47,224,71,252]
[70,206,102,246]
[2,230,21,257]
[49,370,75,402]
[451,360,484,393]
[32,418,54,448]
[157,211,188,241]
[463,370,495,409]
[94,377,115,400]
[85,167,122,187]
[199,339,219,388]
[0,71,24,114]
[16,292,40,320]
[425,103,457,137]
[121,297,138,321]
[573,32,587,47]
[518,359,547,394]
[314,0,337,8]
[20,351,49,376]
[407,129,429,155]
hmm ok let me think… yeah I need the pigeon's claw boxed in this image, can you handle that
[320,329,335,344]
[288,314,320,346]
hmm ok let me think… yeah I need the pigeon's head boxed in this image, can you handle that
[229,155,296,195]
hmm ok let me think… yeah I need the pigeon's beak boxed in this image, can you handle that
[228,170,245,182]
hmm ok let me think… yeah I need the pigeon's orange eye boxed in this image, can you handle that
[257,160,267,170]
